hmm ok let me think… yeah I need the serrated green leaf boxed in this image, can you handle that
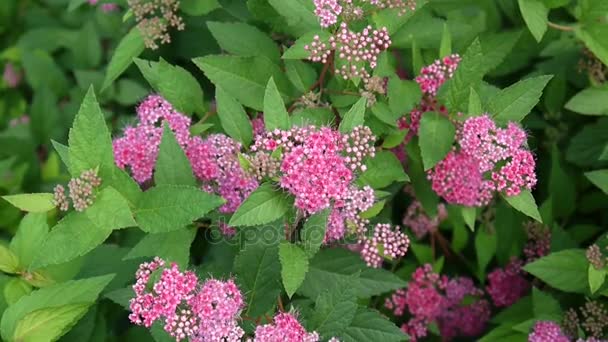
[339,98,367,133]
[462,207,476,231]
[565,86,608,115]
[358,151,409,189]
[476,228,497,280]
[523,249,588,293]
[229,183,291,227]
[301,209,329,259]
[22,50,68,96]
[480,30,522,74]
[0,275,114,341]
[134,185,224,233]
[267,0,318,36]
[467,87,483,117]
[388,78,422,115]
[134,58,205,116]
[102,27,145,90]
[282,31,332,60]
[30,187,136,269]
[489,75,552,123]
[207,22,280,64]
[154,123,196,187]
[13,303,90,342]
[124,228,196,268]
[215,87,254,145]
[588,264,607,294]
[381,129,408,148]
[585,169,608,194]
[279,242,309,298]
[10,213,48,268]
[285,60,317,93]
[264,77,291,131]
[309,279,357,337]
[406,141,439,216]
[549,145,576,219]
[2,193,55,213]
[502,190,542,223]
[439,23,452,58]
[576,25,608,67]
[234,243,281,317]
[419,112,455,170]
[370,102,399,127]
[340,308,407,342]
[566,118,608,167]
[518,0,548,42]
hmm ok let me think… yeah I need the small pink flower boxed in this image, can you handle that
[528,321,569,342]
[486,259,530,307]
[253,312,319,342]
[3,63,21,88]
[415,54,461,96]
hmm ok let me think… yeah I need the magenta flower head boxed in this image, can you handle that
[486,258,530,307]
[528,321,570,342]
[253,312,319,342]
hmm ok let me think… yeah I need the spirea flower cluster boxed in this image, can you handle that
[528,321,570,342]
[385,264,491,341]
[402,201,448,239]
[485,258,530,307]
[360,223,410,268]
[252,312,319,342]
[313,0,416,28]
[113,95,257,213]
[53,168,102,212]
[127,0,185,50]
[428,114,537,207]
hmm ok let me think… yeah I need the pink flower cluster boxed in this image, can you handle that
[253,312,319,342]
[2,62,21,88]
[360,223,410,268]
[523,222,551,263]
[415,54,461,96]
[113,95,257,213]
[402,201,447,239]
[363,0,416,16]
[313,0,415,27]
[53,168,102,212]
[313,0,342,28]
[528,321,570,342]
[325,185,375,242]
[385,265,491,342]
[428,115,537,207]
[486,259,530,307]
[129,258,245,341]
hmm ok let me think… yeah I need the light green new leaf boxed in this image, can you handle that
[339,98,367,133]
[588,265,606,294]
[135,185,224,233]
[264,77,291,131]
[419,112,455,170]
[565,86,608,115]
[489,75,553,123]
[13,303,90,342]
[0,245,20,274]
[124,228,196,268]
[30,187,136,269]
[235,243,281,317]
[585,169,608,194]
[134,58,205,116]
[216,86,253,147]
[10,213,48,268]
[4,279,33,306]
[502,190,543,223]
[207,22,280,64]
[0,275,114,341]
[2,193,55,213]
[301,208,329,259]
[229,183,292,227]
[358,151,409,189]
[102,27,145,90]
[279,242,309,298]
[154,124,196,187]
[341,308,407,342]
[524,249,589,293]
[518,0,549,42]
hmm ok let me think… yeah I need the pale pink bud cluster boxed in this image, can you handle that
[587,244,607,270]
[486,259,530,307]
[251,115,266,138]
[127,0,185,50]
[129,258,245,341]
[523,222,551,263]
[402,201,447,239]
[428,115,537,207]
[325,185,375,242]
[9,115,29,127]
[342,126,376,171]
[245,151,281,182]
[528,321,570,342]
[53,185,69,212]
[564,301,608,339]
[415,54,461,96]
[360,223,409,268]
[252,312,319,342]
[366,0,416,15]
[304,35,333,64]
[2,62,21,88]
[313,0,342,28]
[68,168,102,211]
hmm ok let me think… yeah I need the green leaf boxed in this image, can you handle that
[358,151,409,189]
[588,264,606,294]
[532,287,561,320]
[339,98,367,133]
[229,183,292,227]
[476,228,497,279]
[216,86,254,147]
[412,40,423,76]
[134,58,205,116]
[489,75,553,123]
[234,243,281,317]
[371,102,399,127]
[438,38,485,113]
[360,200,386,219]
[194,55,294,111]
[134,185,224,233]
[523,249,589,293]
[340,308,407,342]
[22,50,68,96]
[30,87,59,146]
[181,0,220,15]
[418,112,456,170]
[282,31,332,60]
[468,87,483,116]
[439,23,452,58]
[0,245,20,274]
[480,30,522,74]
[502,190,543,223]
[566,86,608,115]
[4,279,32,306]
[10,213,48,268]
[285,60,317,93]
[279,242,309,298]
[301,208,330,259]
[154,124,196,187]
[576,25,608,67]
[207,22,280,64]
[264,77,291,131]
[387,78,422,115]
[30,187,136,269]
[585,169,608,194]
[309,280,357,337]
[566,118,608,167]
[124,228,197,268]
[267,0,318,36]
[406,141,439,216]
[2,193,55,213]
[462,207,476,231]
[102,27,145,91]
[0,275,114,341]
[518,0,549,42]
[13,303,90,342]
[549,146,576,219]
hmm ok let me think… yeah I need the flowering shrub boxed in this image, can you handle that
[0,0,607,342]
